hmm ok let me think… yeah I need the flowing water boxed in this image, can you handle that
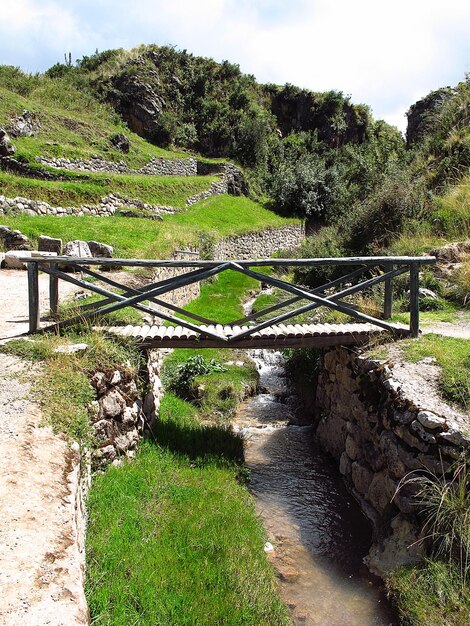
[234,349,398,626]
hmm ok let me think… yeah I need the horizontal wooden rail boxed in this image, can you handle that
[20,255,436,341]
[19,255,437,268]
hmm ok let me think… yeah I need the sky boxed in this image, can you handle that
[1,0,469,131]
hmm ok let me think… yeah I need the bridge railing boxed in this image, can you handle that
[21,256,436,340]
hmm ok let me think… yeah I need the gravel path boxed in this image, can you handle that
[0,270,88,625]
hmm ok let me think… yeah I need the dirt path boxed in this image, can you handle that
[0,269,88,625]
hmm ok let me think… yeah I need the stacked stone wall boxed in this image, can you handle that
[36,155,198,176]
[214,224,304,259]
[313,346,469,574]
[0,193,175,218]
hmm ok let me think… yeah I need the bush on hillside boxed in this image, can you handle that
[269,154,341,221]
[292,226,346,287]
[342,168,427,254]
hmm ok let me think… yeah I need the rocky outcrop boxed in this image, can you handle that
[264,85,370,147]
[406,88,451,147]
[0,225,31,250]
[108,72,166,142]
[0,129,15,157]
[8,109,41,138]
[313,346,469,575]
[110,133,130,153]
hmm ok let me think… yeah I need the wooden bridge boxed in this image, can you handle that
[22,255,436,349]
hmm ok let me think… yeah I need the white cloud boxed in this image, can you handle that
[1,0,469,130]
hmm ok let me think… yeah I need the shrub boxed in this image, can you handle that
[269,154,337,220]
[167,355,226,399]
[342,168,426,254]
[292,226,346,287]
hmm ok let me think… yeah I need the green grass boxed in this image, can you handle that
[390,179,470,256]
[86,439,289,626]
[1,195,300,258]
[183,270,258,324]
[386,559,470,626]
[85,265,288,625]
[392,301,468,326]
[398,335,470,412]
[0,170,217,208]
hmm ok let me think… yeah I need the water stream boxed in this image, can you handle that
[234,349,398,625]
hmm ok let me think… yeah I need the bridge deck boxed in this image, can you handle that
[101,322,410,349]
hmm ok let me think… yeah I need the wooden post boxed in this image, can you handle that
[27,262,40,333]
[409,262,420,338]
[49,262,59,318]
[383,262,393,320]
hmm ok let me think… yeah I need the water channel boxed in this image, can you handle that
[233,349,398,626]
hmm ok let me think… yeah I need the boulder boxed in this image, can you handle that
[8,109,41,138]
[110,133,130,153]
[88,240,113,258]
[0,128,15,157]
[63,240,92,258]
[38,235,62,255]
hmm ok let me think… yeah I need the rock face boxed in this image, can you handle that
[0,129,15,157]
[406,88,451,147]
[8,109,41,138]
[109,72,166,142]
[264,86,370,147]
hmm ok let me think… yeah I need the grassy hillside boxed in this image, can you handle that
[0,67,190,167]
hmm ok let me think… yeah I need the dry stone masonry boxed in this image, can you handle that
[37,155,198,176]
[313,346,470,575]
[0,193,176,218]
[89,366,145,469]
[214,224,304,259]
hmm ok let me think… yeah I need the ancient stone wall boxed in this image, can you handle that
[0,193,175,218]
[313,346,469,574]
[151,250,201,312]
[214,224,304,259]
[36,155,198,176]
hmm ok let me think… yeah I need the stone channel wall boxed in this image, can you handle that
[313,346,470,574]
[214,224,305,259]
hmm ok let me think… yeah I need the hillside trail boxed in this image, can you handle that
[0,269,88,626]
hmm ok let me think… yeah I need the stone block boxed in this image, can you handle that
[88,240,114,258]
[3,250,31,269]
[38,235,62,254]
[379,431,406,479]
[367,472,397,513]
[351,461,373,495]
